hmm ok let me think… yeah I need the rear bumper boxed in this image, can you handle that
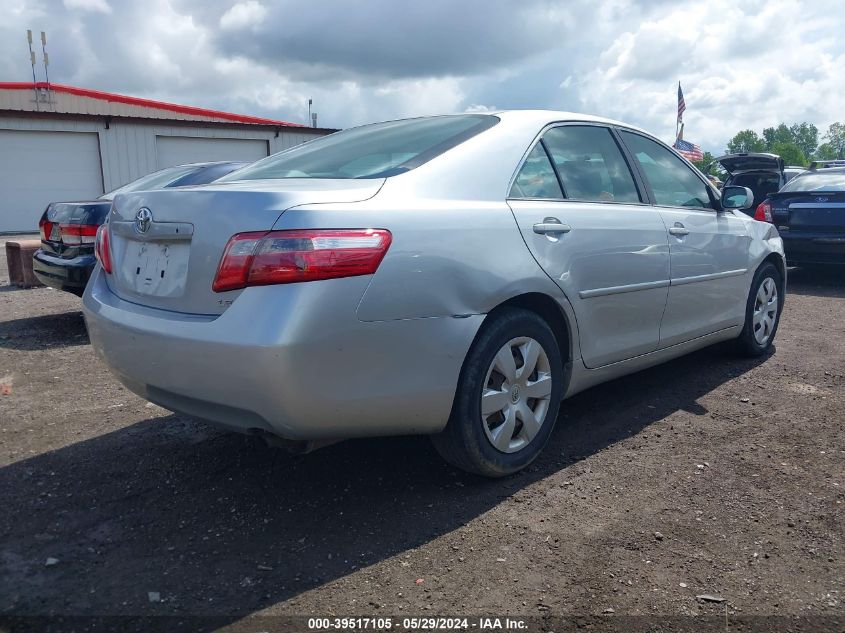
[82,267,482,440]
[782,233,845,265]
[32,249,95,295]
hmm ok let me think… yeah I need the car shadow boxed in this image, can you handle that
[786,265,845,298]
[0,311,89,350]
[0,342,769,629]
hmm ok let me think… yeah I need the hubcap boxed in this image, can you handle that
[752,277,778,345]
[480,336,553,454]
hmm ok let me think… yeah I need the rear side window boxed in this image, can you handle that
[620,131,715,209]
[542,126,641,203]
[221,115,498,181]
[509,144,563,199]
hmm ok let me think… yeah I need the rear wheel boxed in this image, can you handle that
[736,262,783,357]
[431,307,563,477]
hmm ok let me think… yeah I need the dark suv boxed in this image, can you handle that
[33,161,247,295]
[711,153,804,215]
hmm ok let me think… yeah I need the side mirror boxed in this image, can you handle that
[721,185,754,210]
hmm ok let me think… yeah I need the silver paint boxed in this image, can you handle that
[83,110,786,442]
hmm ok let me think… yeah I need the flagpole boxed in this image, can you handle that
[675,81,680,142]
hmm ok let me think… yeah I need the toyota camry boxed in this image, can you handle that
[83,111,786,476]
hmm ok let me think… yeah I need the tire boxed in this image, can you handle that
[735,262,783,357]
[431,307,563,477]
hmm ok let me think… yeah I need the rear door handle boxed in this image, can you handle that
[668,225,690,237]
[533,222,572,235]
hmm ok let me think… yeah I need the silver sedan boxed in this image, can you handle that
[83,111,785,476]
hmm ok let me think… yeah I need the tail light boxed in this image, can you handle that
[213,228,392,292]
[39,217,60,242]
[39,217,52,241]
[754,201,773,223]
[59,223,99,245]
[95,224,112,274]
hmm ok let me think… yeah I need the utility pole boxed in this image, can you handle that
[41,31,50,93]
[26,30,39,111]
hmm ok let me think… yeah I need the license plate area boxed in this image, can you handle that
[118,240,190,297]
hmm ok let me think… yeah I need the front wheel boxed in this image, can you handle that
[431,307,563,477]
[736,262,783,357]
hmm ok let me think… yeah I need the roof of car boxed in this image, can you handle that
[173,161,249,168]
[799,166,845,174]
[492,109,650,133]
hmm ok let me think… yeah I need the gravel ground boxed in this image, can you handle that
[0,235,843,632]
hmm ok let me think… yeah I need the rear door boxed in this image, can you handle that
[507,124,670,368]
[619,131,750,347]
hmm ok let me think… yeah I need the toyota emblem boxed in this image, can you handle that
[134,207,153,234]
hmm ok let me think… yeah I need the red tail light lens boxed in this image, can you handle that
[39,217,59,242]
[59,223,99,245]
[95,224,112,274]
[213,229,392,292]
[754,202,773,223]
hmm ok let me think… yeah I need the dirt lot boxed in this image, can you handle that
[0,236,843,632]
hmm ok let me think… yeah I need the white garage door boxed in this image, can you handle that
[0,130,103,233]
[156,136,269,169]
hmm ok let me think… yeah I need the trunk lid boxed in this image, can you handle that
[769,191,845,233]
[105,179,384,315]
[715,153,784,175]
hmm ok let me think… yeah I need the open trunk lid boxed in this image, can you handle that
[715,153,784,174]
[105,179,384,315]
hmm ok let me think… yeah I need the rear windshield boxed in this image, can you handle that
[780,171,845,192]
[101,165,200,200]
[221,115,499,181]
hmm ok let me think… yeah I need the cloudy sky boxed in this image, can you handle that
[2,0,843,152]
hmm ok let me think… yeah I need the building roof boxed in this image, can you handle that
[0,81,309,128]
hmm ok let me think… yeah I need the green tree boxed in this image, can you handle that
[789,122,818,158]
[816,142,838,160]
[692,151,717,175]
[770,141,807,167]
[762,123,793,150]
[821,122,845,157]
[727,129,766,153]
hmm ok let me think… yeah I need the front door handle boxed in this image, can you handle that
[533,222,572,235]
[668,224,690,237]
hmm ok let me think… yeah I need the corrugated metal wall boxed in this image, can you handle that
[0,115,325,191]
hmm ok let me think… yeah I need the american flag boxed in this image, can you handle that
[674,138,704,162]
[677,82,686,123]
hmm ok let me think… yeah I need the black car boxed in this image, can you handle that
[33,161,247,295]
[754,165,845,265]
[711,153,804,216]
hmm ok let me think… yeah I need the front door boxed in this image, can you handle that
[508,125,671,368]
[619,131,751,347]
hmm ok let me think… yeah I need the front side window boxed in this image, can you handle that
[508,144,563,199]
[620,131,715,209]
[542,126,641,203]
[220,115,498,181]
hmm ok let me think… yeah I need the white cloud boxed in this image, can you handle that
[63,0,111,14]
[574,0,845,152]
[0,0,842,149]
[464,104,497,113]
[219,1,266,30]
